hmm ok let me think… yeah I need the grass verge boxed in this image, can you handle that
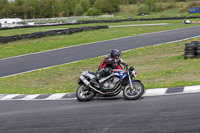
[0,24,198,59]
[0,37,200,94]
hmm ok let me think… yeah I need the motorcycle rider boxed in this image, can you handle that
[91,49,128,84]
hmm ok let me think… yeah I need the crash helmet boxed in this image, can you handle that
[110,49,121,58]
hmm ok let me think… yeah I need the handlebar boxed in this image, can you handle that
[123,64,128,71]
[123,64,135,72]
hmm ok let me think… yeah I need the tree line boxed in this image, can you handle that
[0,0,192,19]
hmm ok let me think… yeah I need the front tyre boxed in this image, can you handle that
[123,81,144,100]
[76,85,95,101]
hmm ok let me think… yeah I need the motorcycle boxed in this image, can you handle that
[76,65,144,101]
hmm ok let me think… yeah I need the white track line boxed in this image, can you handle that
[0,25,199,61]
[2,34,200,79]
[1,26,200,78]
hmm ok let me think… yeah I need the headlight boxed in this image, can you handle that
[132,70,137,77]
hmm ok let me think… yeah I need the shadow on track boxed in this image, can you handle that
[76,95,144,102]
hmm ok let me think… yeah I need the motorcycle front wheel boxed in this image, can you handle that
[76,85,95,101]
[123,81,144,100]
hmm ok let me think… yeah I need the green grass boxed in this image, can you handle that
[1,36,200,94]
[0,23,198,59]
[115,2,200,19]
[115,8,200,19]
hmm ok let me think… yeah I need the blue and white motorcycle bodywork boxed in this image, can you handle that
[77,66,144,101]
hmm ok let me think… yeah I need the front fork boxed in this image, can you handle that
[127,70,135,91]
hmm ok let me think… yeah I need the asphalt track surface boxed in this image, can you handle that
[1,26,200,77]
[0,93,200,133]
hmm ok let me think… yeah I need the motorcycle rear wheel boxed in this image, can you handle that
[76,85,95,101]
[123,81,144,100]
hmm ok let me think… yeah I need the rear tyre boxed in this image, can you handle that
[123,81,144,100]
[76,85,95,101]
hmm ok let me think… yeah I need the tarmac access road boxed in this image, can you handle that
[1,26,200,77]
[0,93,200,133]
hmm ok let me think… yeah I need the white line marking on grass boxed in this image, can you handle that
[109,23,169,28]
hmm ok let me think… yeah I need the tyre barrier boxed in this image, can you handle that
[184,41,200,59]
[0,25,108,44]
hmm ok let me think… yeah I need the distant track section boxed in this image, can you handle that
[0,16,199,31]
[0,26,200,77]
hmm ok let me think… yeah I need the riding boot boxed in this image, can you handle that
[91,69,103,84]
[91,76,98,84]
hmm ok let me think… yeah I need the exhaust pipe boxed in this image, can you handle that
[89,84,122,95]
[80,75,90,86]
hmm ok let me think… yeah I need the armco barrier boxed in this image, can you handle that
[0,25,108,43]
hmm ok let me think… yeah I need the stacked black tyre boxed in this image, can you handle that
[191,41,200,58]
[195,42,200,58]
[184,43,196,59]
[184,41,200,59]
